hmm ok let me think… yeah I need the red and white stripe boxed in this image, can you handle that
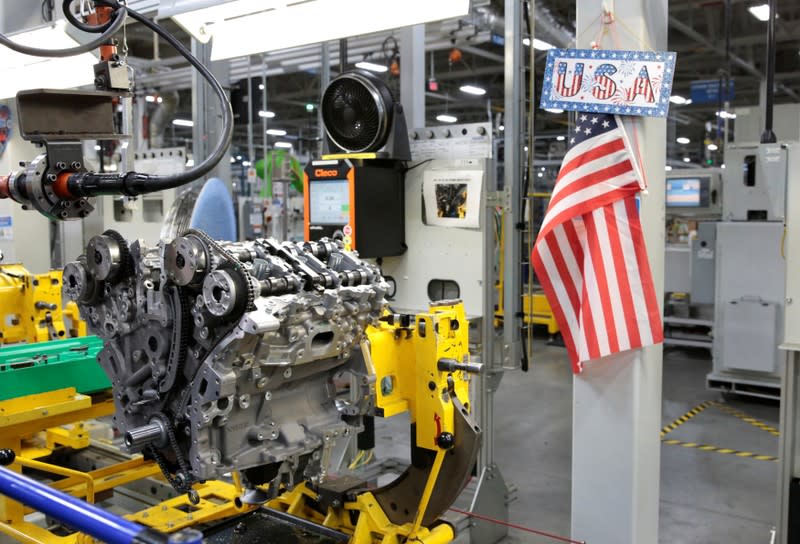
[556,65,583,97]
[532,118,662,372]
[592,75,614,100]
[627,75,655,102]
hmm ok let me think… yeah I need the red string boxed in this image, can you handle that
[447,507,587,544]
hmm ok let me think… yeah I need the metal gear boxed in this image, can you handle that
[101,229,135,279]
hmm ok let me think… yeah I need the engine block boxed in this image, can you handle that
[63,230,387,493]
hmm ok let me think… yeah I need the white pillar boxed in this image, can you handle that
[571,2,667,543]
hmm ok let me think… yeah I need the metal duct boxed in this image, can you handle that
[533,0,574,48]
[485,1,574,49]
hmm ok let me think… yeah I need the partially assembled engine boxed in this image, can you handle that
[63,230,387,496]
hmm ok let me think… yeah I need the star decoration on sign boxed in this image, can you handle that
[590,117,598,124]
[584,128,592,135]
[602,120,610,128]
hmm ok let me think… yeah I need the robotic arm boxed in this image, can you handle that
[0,0,233,220]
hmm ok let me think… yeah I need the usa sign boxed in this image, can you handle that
[540,49,677,118]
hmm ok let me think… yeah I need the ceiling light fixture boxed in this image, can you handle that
[522,37,555,50]
[266,128,287,136]
[683,157,691,163]
[274,142,293,149]
[459,84,486,96]
[166,0,470,61]
[676,137,690,144]
[355,61,388,73]
[556,135,566,141]
[716,110,737,119]
[545,108,564,114]
[436,114,457,123]
[707,143,719,151]
[258,110,276,118]
[172,119,194,127]
[665,165,673,171]
[669,95,688,105]
[748,3,771,21]
[0,21,97,100]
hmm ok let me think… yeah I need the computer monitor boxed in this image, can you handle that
[665,170,722,216]
[666,177,705,207]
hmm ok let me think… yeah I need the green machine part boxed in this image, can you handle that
[255,149,304,198]
[0,336,109,401]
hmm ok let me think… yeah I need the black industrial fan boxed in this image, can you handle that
[321,70,411,160]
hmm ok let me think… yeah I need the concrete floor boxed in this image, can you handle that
[376,336,780,544]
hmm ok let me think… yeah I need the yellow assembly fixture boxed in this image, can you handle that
[0,301,478,544]
[0,264,86,344]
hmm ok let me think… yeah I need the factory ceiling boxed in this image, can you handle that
[116,0,800,165]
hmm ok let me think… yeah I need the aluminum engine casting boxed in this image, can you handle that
[63,230,387,495]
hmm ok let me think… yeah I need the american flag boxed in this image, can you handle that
[531,113,663,373]
[556,62,584,98]
[626,66,655,102]
[591,64,617,100]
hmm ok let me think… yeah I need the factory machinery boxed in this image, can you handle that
[0,229,482,544]
[0,1,522,541]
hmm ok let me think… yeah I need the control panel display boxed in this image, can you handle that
[309,180,350,225]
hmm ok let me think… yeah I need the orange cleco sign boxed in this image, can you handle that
[314,169,339,178]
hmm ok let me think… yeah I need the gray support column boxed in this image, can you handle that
[191,38,231,187]
[399,25,426,128]
[319,42,331,155]
[571,2,667,544]
[503,0,523,370]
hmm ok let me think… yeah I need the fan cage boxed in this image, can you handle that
[322,71,394,153]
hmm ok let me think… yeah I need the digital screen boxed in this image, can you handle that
[309,179,350,225]
[666,178,702,207]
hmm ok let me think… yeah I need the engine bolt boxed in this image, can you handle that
[283,368,292,379]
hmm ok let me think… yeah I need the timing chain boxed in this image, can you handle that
[155,230,257,504]
[161,286,190,393]
[147,412,200,504]
[184,228,256,310]
[174,229,256,416]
